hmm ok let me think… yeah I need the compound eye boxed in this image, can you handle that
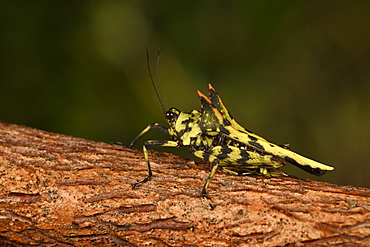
[165,111,175,120]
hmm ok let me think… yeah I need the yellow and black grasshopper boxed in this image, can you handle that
[127,79,334,198]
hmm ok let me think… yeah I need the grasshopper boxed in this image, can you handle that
[128,54,334,199]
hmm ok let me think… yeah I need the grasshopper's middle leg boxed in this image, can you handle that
[132,140,179,189]
[202,160,219,198]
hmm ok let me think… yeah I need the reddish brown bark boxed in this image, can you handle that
[0,122,369,246]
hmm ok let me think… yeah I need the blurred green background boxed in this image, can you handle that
[1,1,369,188]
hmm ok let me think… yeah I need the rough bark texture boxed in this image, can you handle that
[0,122,369,246]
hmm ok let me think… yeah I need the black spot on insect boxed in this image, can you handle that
[220,127,230,135]
[222,145,233,154]
[248,141,264,150]
[178,126,192,138]
[215,145,233,160]
[248,135,258,142]
[223,118,231,126]
[201,150,211,161]
[236,150,250,163]
[181,118,194,125]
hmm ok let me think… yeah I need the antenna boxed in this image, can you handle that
[146,49,167,114]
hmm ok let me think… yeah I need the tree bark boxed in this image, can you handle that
[0,122,369,246]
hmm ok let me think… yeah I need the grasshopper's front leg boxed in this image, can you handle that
[132,139,179,188]
[128,123,168,148]
[128,123,179,188]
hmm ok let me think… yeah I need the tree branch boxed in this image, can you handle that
[0,122,369,246]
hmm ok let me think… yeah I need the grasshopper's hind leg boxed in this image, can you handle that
[132,140,179,189]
